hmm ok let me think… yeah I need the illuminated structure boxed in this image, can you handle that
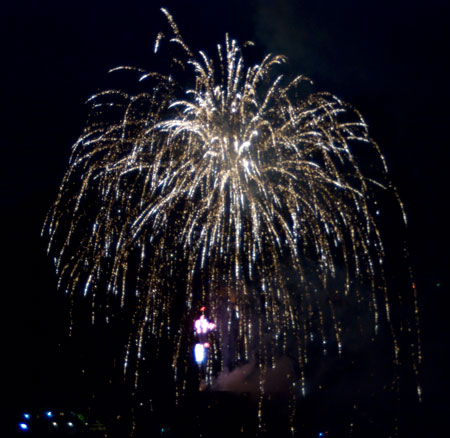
[194,312,216,363]
[193,307,216,393]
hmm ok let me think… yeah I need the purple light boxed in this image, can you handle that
[194,315,216,334]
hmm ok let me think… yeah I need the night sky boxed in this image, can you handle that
[3,0,449,436]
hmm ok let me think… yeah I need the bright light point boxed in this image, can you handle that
[318,433,324,437]
[46,411,53,418]
[194,343,206,364]
[23,413,31,419]
[52,422,58,427]
[67,422,74,427]
[19,423,29,431]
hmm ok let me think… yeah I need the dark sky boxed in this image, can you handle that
[3,0,449,435]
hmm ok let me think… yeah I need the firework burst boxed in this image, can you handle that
[44,8,421,431]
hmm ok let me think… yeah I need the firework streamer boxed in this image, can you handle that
[44,8,421,434]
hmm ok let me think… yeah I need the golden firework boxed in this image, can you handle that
[44,8,421,426]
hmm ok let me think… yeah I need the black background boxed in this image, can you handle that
[3,0,449,435]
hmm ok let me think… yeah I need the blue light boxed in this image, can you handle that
[318,433,324,437]
[194,343,206,364]
[46,411,53,418]
[23,413,31,420]
[18,423,29,431]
